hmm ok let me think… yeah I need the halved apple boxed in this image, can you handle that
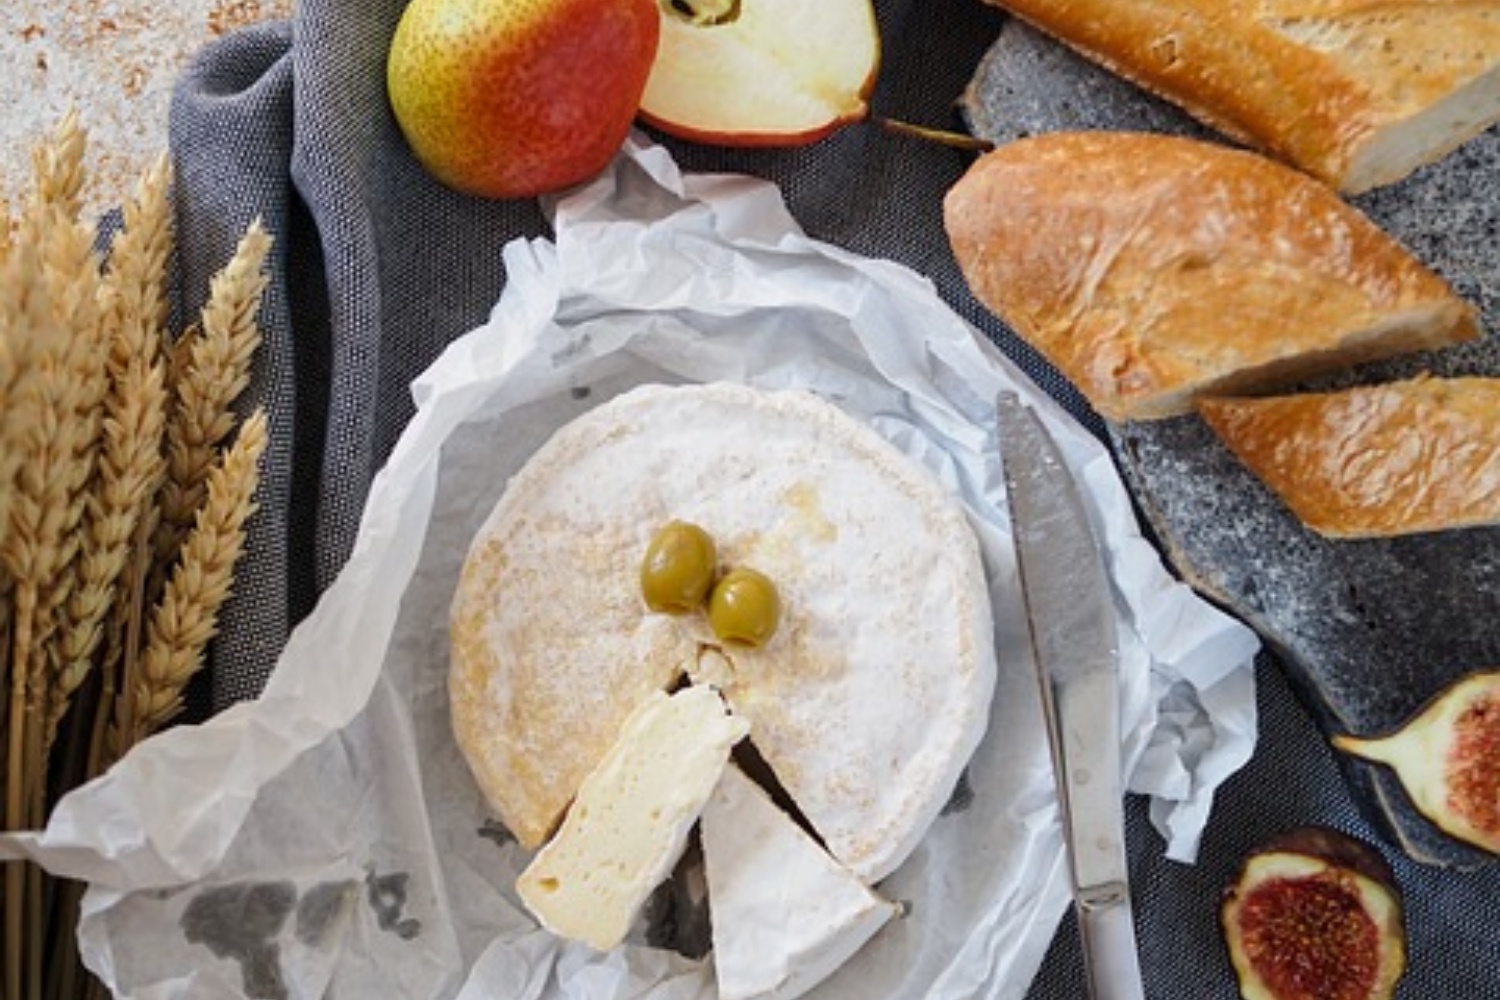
[638,0,880,146]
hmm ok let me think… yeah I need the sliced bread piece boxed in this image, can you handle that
[944,131,1479,422]
[1199,376,1500,539]
[982,0,1500,193]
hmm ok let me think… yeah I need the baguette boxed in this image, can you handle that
[980,0,1500,193]
[943,131,1479,422]
[1198,376,1500,539]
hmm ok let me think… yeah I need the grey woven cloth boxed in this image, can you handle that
[168,1,1500,997]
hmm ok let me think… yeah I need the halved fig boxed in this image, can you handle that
[1333,670,1500,855]
[1221,827,1406,1000]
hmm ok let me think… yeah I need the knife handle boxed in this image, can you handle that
[1078,897,1146,1000]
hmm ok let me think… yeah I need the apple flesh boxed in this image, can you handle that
[638,0,880,145]
[388,0,660,199]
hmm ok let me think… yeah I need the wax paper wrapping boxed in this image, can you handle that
[1,137,1261,1000]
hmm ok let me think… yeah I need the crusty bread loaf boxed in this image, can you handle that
[943,131,1479,422]
[1199,376,1500,539]
[980,0,1500,193]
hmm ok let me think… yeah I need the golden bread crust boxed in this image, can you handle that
[943,131,1478,422]
[985,1,1500,192]
[1199,376,1500,538]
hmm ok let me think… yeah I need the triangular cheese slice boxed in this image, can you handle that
[702,763,900,1000]
[516,686,747,951]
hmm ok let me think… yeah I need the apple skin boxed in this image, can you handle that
[637,0,881,147]
[388,0,660,199]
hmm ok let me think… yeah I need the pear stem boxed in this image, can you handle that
[876,117,994,153]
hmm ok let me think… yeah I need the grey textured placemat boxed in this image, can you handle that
[166,2,1500,997]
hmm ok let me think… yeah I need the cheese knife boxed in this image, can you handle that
[996,390,1145,1000]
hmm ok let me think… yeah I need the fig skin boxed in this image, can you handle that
[1221,826,1406,1000]
[1333,669,1500,856]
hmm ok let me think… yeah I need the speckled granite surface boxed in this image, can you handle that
[964,19,1500,868]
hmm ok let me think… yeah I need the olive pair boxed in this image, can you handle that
[640,521,780,648]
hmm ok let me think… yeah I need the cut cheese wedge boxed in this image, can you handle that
[701,764,900,1000]
[515,686,747,951]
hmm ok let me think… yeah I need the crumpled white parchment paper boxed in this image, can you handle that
[1,135,1261,1000]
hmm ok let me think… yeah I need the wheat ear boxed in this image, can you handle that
[29,108,88,223]
[17,208,111,784]
[6,124,104,815]
[154,221,270,585]
[47,157,174,752]
[0,240,42,570]
[116,409,265,749]
[5,112,97,1000]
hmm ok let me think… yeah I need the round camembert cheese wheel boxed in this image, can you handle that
[449,382,996,882]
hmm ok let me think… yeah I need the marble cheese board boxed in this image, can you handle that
[960,18,1500,868]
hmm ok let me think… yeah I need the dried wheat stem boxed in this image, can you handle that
[119,409,265,749]
[0,237,44,599]
[5,116,110,1000]
[94,509,154,773]
[0,243,42,769]
[0,219,51,1000]
[19,215,110,774]
[4,217,76,817]
[155,221,270,583]
[48,362,168,752]
[46,159,173,752]
[4,180,83,1000]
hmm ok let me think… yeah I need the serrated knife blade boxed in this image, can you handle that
[996,390,1144,1000]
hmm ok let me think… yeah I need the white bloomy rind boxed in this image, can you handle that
[453,382,997,883]
[701,763,900,1000]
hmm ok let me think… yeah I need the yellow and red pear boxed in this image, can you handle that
[388,0,660,199]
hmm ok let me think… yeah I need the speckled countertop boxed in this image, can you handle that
[4,0,292,224]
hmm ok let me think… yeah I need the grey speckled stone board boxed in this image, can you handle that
[962,19,1500,868]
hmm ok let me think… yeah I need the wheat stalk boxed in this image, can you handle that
[28,109,87,225]
[154,221,270,586]
[4,111,100,1000]
[2,113,272,1000]
[0,234,44,589]
[12,147,112,682]
[116,409,265,749]
[6,185,101,823]
[0,220,55,1000]
[47,159,174,752]
[18,213,111,783]
[112,219,270,754]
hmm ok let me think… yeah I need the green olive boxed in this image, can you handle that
[641,521,717,614]
[708,567,781,647]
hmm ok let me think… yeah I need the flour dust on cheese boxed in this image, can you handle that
[449,381,996,882]
[701,763,901,1000]
[515,685,746,951]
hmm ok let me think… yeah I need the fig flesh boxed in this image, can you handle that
[1221,827,1405,1000]
[1333,670,1500,855]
